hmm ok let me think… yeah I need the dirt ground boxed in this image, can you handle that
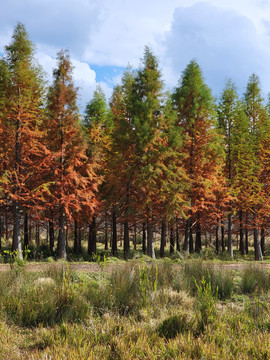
[0,261,270,273]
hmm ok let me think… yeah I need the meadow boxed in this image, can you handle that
[0,253,270,360]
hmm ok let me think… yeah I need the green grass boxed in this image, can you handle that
[0,260,269,359]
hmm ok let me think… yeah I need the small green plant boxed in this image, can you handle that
[139,259,158,305]
[3,247,30,275]
[194,276,218,332]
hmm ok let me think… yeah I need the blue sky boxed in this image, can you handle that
[1,0,270,110]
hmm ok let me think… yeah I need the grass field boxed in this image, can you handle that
[0,257,269,359]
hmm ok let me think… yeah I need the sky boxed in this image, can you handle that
[1,0,270,111]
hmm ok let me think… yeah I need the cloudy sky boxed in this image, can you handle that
[1,0,270,110]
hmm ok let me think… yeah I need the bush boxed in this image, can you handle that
[157,314,191,339]
[240,266,270,294]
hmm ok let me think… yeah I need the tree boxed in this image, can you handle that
[243,74,268,261]
[218,80,241,258]
[0,23,47,259]
[45,50,100,259]
[173,60,225,253]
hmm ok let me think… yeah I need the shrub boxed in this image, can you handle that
[157,314,191,339]
[240,266,270,294]
[194,276,218,332]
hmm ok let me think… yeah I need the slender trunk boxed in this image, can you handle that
[239,210,245,255]
[124,183,130,257]
[124,220,129,258]
[74,220,78,254]
[253,213,262,261]
[78,226,82,253]
[112,208,117,256]
[23,212,29,250]
[12,201,23,260]
[221,219,225,252]
[227,211,233,258]
[160,222,166,257]
[0,216,2,250]
[176,224,180,252]
[142,222,146,254]
[133,223,137,250]
[189,218,194,253]
[49,220,54,253]
[183,218,190,252]
[104,217,108,250]
[36,222,40,247]
[88,216,96,256]
[59,211,66,259]
[195,219,201,253]
[169,226,175,254]
[260,227,265,256]
[215,222,219,254]
[5,210,8,242]
[245,213,249,254]
[146,206,155,259]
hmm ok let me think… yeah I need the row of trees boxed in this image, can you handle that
[0,24,269,261]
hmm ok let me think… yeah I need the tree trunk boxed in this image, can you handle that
[0,216,2,250]
[12,200,23,260]
[146,206,155,259]
[35,222,40,247]
[112,208,117,256]
[23,212,29,250]
[239,210,245,255]
[227,211,233,258]
[142,222,146,254]
[160,221,166,257]
[221,219,225,252]
[124,220,130,258]
[195,219,201,253]
[245,212,249,254]
[176,223,180,252]
[260,227,265,256]
[169,225,175,254]
[183,218,190,252]
[133,223,137,250]
[104,217,108,250]
[254,227,263,261]
[59,211,67,259]
[78,226,82,254]
[88,216,96,256]
[189,219,194,253]
[215,222,219,254]
[74,220,78,254]
[49,220,54,253]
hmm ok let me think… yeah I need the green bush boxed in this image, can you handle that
[240,267,270,294]
[158,314,191,339]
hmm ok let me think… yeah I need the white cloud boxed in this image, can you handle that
[163,2,270,97]
[38,52,98,110]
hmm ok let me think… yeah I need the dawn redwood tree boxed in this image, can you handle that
[173,60,225,254]
[45,50,100,259]
[84,85,112,255]
[0,23,47,259]
[129,47,165,259]
[243,74,268,261]
[109,69,137,258]
[218,80,241,258]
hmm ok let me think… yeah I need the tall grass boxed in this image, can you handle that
[183,261,234,300]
